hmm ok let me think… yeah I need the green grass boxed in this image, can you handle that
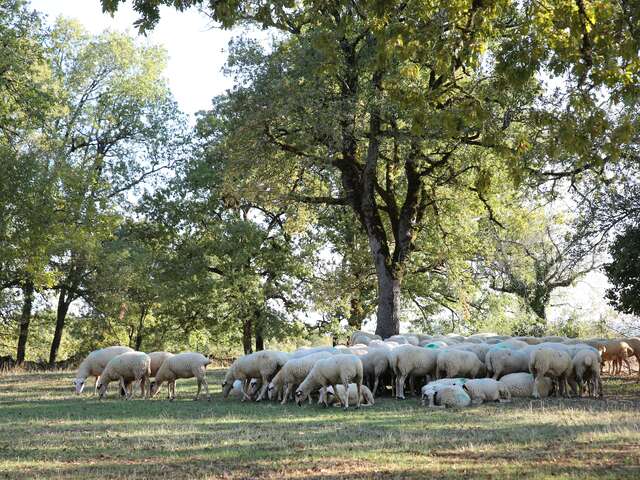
[1,369,639,479]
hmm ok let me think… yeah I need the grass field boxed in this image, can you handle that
[1,369,639,479]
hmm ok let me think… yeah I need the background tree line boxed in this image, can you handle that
[1,0,640,364]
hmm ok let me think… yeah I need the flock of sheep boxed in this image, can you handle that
[71,331,640,409]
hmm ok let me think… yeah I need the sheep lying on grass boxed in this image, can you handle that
[499,372,553,398]
[431,385,471,408]
[295,355,363,409]
[150,352,211,401]
[321,384,375,407]
[96,351,151,400]
[73,346,134,395]
[420,378,466,407]
[462,378,511,405]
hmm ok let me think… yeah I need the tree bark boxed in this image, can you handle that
[134,306,147,351]
[254,308,264,351]
[242,317,253,354]
[374,264,402,339]
[49,287,71,365]
[16,280,34,364]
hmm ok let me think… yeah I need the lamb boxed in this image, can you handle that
[499,372,553,398]
[461,378,511,405]
[73,346,134,394]
[222,350,289,401]
[436,349,485,380]
[420,378,466,407]
[431,385,471,408]
[149,352,212,401]
[390,344,439,399]
[529,347,572,398]
[321,384,375,407]
[295,354,363,409]
[569,349,602,397]
[267,352,332,404]
[96,351,151,400]
[485,348,530,379]
[148,351,174,377]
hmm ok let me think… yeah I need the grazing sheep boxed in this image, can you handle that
[485,348,530,379]
[290,346,338,359]
[267,352,332,404]
[321,384,375,407]
[529,348,572,398]
[386,335,409,345]
[360,348,390,396]
[150,352,212,401]
[451,343,491,362]
[431,385,472,408]
[420,378,466,407]
[500,372,553,398]
[624,337,640,377]
[349,331,381,346]
[148,351,174,377]
[436,349,485,380]
[462,378,511,405]
[73,346,134,395]
[569,349,602,397]
[96,351,151,400]
[295,355,363,409]
[598,340,634,375]
[514,336,542,345]
[390,345,439,399]
[222,350,289,401]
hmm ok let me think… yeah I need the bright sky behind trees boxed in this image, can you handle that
[28,0,624,333]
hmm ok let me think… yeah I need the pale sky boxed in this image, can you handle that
[30,0,259,117]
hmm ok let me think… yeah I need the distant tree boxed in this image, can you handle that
[605,225,640,317]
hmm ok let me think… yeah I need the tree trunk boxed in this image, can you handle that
[374,262,402,339]
[49,287,71,365]
[242,318,253,354]
[254,308,264,351]
[16,280,34,364]
[134,306,147,351]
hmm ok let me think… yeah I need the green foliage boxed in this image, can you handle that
[605,224,640,317]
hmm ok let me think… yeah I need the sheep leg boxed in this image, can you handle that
[119,378,130,400]
[355,380,362,409]
[341,382,349,410]
[140,376,147,398]
[623,357,631,375]
[256,375,270,402]
[532,375,542,399]
[195,378,202,400]
[240,379,250,402]
[396,374,407,400]
[372,377,379,399]
[281,384,292,405]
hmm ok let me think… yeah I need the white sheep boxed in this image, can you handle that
[436,349,485,380]
[267,352,332,404]
[222,350,289,401]
[321,384,375,407]
[431,385,472,408]
[568,348,602,397]
[529,347,572,398]
[360,348,390,396]
[499,372,553,398]
[451,343,492,362]
[149,352,212,401]
[96,351,151,400]
[148,351,174,377]
[420,378,466,406]
[349,331,381,346]
[461,378,511,405]
[295,354,363,409]
[485,348,530,379]
[390,345,439,399]
[73,346,134,395]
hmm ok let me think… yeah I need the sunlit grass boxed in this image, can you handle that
[1,369,639,479]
